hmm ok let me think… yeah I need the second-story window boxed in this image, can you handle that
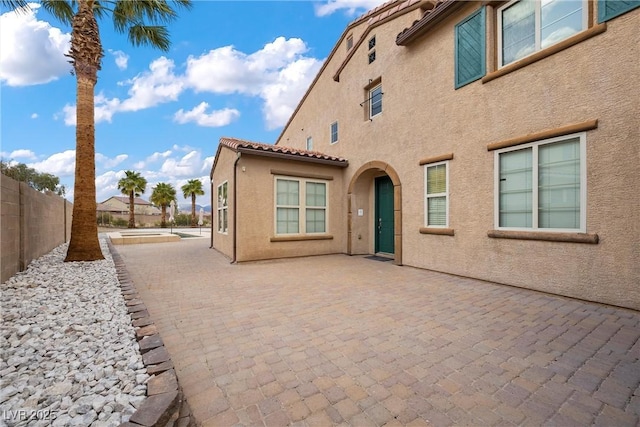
[306,136,313,151]
[498,0,586,67]
[369,85,382,118]
[368,36,376,50]
[330,122,338,144]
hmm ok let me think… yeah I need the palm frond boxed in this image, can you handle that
[128,24,171,51]
[40,0,74,26]
[111,0,190,32]
[0,0,29,12]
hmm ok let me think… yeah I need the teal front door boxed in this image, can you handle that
[375,176,394,254]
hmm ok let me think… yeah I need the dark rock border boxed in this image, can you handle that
[108,241,194,427]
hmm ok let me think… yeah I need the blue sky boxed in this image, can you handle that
[0,0,386,206]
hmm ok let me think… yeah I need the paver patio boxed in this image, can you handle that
[113,238,640,426]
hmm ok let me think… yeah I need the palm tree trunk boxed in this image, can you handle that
[128,191,135,228]
[191,193,196,227]
[65,0,104,262]
[161,205,167,228]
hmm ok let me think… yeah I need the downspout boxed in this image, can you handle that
[231,152,241,264]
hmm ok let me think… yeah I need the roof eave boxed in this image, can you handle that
[236,147,349,168]
[396,0,465,46]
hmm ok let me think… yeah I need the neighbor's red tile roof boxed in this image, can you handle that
[219,137,348,164]
[103,196,151,205]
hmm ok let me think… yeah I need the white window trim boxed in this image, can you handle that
[424,161,450,228]
[493,132,587,232]
[330,121,338,144]
[497,0,588,68]
[306,136,313,151]
[217,181,228,234]
[369,84,382,119]
[274,176,329,236]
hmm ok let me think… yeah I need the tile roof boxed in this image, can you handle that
[104,196,152,205]
[218,137,348,166]
[396,0,464,45]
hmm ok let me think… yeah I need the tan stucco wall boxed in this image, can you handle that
[234,155,346,262]
[211,146,237,260]
[275,2,640,310]
[1,176,73,283]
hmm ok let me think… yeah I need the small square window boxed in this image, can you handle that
[368,36,376,50]
[330,122,338,144]
[368,51,376,64]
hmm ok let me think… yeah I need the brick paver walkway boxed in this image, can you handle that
[114,238,640,426]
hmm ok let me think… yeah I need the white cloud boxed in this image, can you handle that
[184,37,322,129]
[119,57,184,112]
[31,113,38,119]
[314,0,386,17]
[174,102,240,127]
[8,149,37,160]
[61,92,122,125]
[96,153,128,169]
[0,3,70,86]
[58,37,321,130]
[202,156,214,173]
[27,150,76,177]
[95,170,125,203]
[109,49,129,70]
[160,150,202,177]
[133,150,173,169]
[261,57,323,130]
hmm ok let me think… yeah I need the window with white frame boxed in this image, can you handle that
[275,177,327,235]
[495,133,585,231]
[498,0,586,67]
[330,122,338,144]
[306,136,313,151]
[217,181,228,233]
[369,85,382,118]
[425,162,449,227]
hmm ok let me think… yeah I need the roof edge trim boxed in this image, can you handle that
[236,147,349,168]
[396,0,465,46]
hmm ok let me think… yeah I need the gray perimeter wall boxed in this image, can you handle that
[1,175,73,283]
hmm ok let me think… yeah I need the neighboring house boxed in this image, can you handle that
[100,196,161,216]
[211,0,640,310]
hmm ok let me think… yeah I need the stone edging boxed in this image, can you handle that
[107,241,194,427]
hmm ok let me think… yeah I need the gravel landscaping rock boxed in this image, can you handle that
[0,238,147,426]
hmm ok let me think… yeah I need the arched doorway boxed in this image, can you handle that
[347,161,402,265]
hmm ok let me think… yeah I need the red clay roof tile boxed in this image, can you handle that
[219,137,348,165]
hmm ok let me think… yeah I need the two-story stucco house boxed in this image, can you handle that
[210,0,640,311]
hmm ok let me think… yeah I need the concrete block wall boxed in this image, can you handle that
[1,175,72,283]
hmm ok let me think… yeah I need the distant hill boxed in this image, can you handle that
[177,204,211,213]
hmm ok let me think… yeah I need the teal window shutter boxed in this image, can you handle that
[598,0,640,22]
[455,7,486,89]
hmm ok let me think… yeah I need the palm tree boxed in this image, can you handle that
[150,182,176,228]
[118,170,147,228]
[2,0,191,261]
[181,179,205,227]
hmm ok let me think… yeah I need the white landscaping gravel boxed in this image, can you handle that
[0,238,148,427]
